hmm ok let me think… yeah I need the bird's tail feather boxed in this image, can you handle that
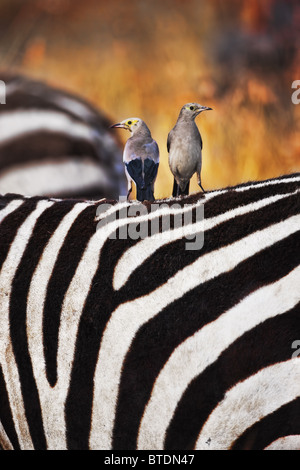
[172,179,190,197]
[136,185,155,202]
[172,179,178,197]
[182,180,190,196]
[126,158,158,202]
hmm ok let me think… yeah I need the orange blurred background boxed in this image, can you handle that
[0,0,299,198]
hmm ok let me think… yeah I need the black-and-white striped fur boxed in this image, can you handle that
[0,73,126,199]
[0,173,299,450]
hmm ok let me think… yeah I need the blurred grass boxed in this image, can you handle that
[0,0,299,199]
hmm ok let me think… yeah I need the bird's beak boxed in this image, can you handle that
[201,106,213,111]
[110,123,129,130]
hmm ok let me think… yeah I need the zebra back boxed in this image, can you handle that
[0,73,126,199]
[0,173,299,450]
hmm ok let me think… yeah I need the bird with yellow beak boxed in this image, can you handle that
[110,118,159,202]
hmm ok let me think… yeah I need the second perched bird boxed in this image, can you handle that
[111,118,159,202]
[167,103,212,197]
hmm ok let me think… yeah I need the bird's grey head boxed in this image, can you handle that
[179,103,212,121]
[110,117,150,136]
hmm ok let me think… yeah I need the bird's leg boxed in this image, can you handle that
[127,182,132,200]
[197,173,205,193]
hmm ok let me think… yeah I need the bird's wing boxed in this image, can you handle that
[144,139,159,185]
[123,140,144,186]
[143,139,160,163]
[144,158,159,185]
[124,138,159,196]
[125,157,158,188]
[199,132,203,150]
[125,159,144,189]
[195,127,203,150]
[123,139,137,163]
[167,130,173,153]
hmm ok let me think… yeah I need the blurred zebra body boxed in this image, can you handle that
[0,73,126,199]
[0,173,299,450]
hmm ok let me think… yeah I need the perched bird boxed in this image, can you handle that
[110,118,159,202]
[167,103,212,197]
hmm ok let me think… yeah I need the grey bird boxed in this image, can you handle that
[110,117,159,202]
[167,103,212,197]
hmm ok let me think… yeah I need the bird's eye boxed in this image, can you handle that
[127,120,132,125]
[190,106,194,111]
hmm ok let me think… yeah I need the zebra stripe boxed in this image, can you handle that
[0,158,111,199]
[99,214,299,449]
[27,202,91,450]
[0,173,299,450]
[0,199,24,223]
[0,110,97,145]
[0,419,13,451]
[138,266,300,449]
[0,74,126,199]
[265,436,300,450]
[196,359,300,450]
[113,188,298,290]
[0,200,54,450]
